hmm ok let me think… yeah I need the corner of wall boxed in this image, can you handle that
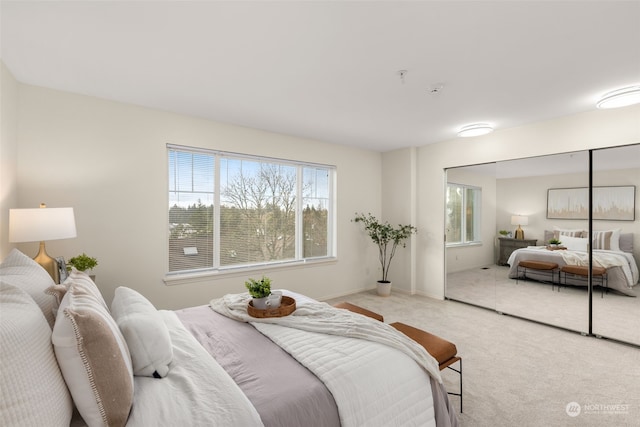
[0,61,19,259]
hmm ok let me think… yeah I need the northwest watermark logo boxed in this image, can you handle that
[566,402,581,417]
[566,401,630,417]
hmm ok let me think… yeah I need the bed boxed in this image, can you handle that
[0,249,459,427]
[506,229,639,296]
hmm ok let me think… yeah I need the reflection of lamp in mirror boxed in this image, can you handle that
[9,203,77,283]
[511,215,528,240]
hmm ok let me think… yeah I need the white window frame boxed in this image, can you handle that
[446,182,482,247]
[166,144,336,281]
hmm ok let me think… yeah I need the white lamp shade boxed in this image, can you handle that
[511,215,528,226]
[9,207,77,243]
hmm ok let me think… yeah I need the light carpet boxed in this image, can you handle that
[325,290,640,427]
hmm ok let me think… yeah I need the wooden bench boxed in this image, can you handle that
[332,303,463,412]
[516,260,559,289]
[390,322,463,413]
[332,301,384,322]
[560,265,608,297]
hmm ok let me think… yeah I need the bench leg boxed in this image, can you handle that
[446,358,463,413]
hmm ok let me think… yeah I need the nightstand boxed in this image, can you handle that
[498,237,537,265]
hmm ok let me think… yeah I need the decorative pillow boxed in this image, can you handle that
[52,277,133,427]
[0,249,57,328]
[552,227,585,239]
[561,235,589,252]
[111,286,173,378]
[0,282,73,426]
[48,269,107,308]
[585,229,621,251]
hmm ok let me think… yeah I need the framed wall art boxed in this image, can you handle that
[547,186,636,221]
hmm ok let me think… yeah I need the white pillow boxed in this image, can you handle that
[52,276,133,427]
[561,235,589,252]
[0,282,73,426]
[111,286,173,378]
[0,249,58,328]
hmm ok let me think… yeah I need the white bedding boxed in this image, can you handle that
[507,247,639,296]
[254,322,436,427]
[210,291,442,427]
[126,311,264,426]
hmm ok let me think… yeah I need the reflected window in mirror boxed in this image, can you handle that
[446,183,482,246]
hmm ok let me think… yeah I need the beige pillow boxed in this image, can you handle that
[52,276,133,427]
[0,249,57,328]
[585,229,621,251]
[0,282,73,426]
[552,227,585,239]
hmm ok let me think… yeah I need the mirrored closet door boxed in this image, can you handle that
[493,152,590,332]
[591,144,640,345]
[445,163,497,311]
[446,144,640,346]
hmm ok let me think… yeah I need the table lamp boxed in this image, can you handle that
[511,215,528,240]
[9,203,77,283]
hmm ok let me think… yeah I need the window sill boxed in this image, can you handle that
[446,241,483,248]
[163,257,338,286]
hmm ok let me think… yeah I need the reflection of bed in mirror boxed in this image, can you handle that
[507,231,639,296]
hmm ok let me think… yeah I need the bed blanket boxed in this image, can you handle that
[558,250,638,286]
[210,292,446,427]
[210,292,441,382]
[126,311,264,426]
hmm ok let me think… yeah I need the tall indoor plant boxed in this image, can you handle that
[353,213,417,296]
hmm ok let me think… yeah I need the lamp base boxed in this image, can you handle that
[33,241,60,283]
[514,226,525,240]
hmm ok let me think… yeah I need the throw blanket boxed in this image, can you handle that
[210,292,441,382]
[210,292,443,427]
[560,250,637,286]
[560,250,623,269]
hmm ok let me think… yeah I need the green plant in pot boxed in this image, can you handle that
[67,253,98,272]
[67,253,98,281]
[548,238,562,247]
[245,276,272,309]
[353,212,417,296]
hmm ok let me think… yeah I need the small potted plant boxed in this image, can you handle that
[353,212,417,296]
[245,276,273,309]
[499,230,509,237]
[67,253,98,272]
[67,253,98,281]
[548,238,562,248]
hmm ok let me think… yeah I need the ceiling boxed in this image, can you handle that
[1,1,639,152]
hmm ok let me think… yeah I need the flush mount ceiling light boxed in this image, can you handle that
[596,85,640,109]
[457,123,493,137]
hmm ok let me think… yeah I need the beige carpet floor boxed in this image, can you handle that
[325,290,640,427]
[447,264,640,345]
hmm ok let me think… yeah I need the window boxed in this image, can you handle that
[168,145,334,274]
[446,183,481,245]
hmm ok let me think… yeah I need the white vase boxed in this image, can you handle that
[252,296,269,309]
[377,281,392,297]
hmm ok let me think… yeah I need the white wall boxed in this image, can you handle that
[380,148,417,292]
[14,84,383,309]
[0,62,19,259]
[385,105,640,299]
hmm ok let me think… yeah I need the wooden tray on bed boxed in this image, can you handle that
[247,296,296,318]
